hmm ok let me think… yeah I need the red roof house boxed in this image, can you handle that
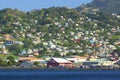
[47,58,73,68]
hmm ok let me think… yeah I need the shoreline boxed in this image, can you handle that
[0,67,120,71]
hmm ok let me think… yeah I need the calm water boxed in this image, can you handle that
[0,69,120,80]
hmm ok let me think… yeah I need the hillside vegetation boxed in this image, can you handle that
[0,5,120,57]
[77,0,120,15]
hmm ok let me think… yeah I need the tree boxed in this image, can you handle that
[54,52,61,57]
[2,27,13,34]
[23,38,33,48]
[7,56,16,66]
[7,44,23,55]
[7,55,15,60]
[0,59,7,67]
[34,62,40,67]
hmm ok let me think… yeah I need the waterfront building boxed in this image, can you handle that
[47,58,73,68]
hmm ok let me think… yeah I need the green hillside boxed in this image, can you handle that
[0,6,120,57]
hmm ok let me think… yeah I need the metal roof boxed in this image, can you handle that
[52,58,71,63]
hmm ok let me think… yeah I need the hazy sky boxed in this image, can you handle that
[0,0,92,11]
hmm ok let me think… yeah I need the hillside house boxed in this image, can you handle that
[33,49,39,56]
[27,49,33,54]
[4,41,13,46]
[1,48,8,54]
[3,34,13,40]
[13,41,24,45]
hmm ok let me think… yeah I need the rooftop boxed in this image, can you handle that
[52,57,71,63]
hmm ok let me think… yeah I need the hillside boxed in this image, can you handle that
[77,0,120,15]
[0,7,120,57]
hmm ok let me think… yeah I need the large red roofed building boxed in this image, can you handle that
[47,58,73,68]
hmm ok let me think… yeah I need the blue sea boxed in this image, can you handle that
[0,69,120,80]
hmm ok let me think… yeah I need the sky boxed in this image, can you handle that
[0,0,92,12]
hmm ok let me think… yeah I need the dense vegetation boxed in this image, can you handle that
[0,1,120,58]
[77,0,120,15]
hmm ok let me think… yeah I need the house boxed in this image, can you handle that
[27,49,33,54]
[66,56,87,63]
[111,28,117,32]
[0,44,3,48]
[33,49,39,56]
[2,48,8,54]
[0,40,4,44]
[20,61,34,68]
[21,50,27,55]
[4,41,13,46]
[3,34,13,40]
[32,37,41,45]
[59,52,67,56]
[114,41,120,45]
[33,51,39,56]
[47,58,73,68]
[18,57,42,62]
[82,61,99,66]
[13,41,24,45]
[99,61,115,66]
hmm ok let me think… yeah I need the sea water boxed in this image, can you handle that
[0,69,120,80]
